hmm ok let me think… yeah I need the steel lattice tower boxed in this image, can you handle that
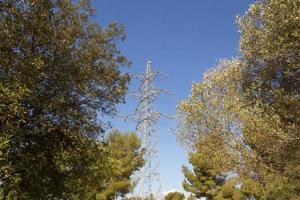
[128,61,169,200]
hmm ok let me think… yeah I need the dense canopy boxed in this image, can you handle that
[177,0,300,199]
[0,0,299,199]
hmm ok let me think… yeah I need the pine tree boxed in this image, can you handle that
[164,191,185,200]
[186,194,196,200]
[97,130,144,200]
[182,152,225,199]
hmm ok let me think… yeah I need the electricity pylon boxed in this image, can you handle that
[127,61,170,200]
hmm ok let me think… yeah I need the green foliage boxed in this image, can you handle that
[182,151,225,199]
[238,0,300,173]
[263,176,298,200]
[177,0,300,199]
[0,0,130,199]
[164,191,185,200]
[177,59,245,172]
[96,130,144,200]
[215,179,245,200]
[238,0,300,197]
[239,178,263,199]
[182,149,247,200]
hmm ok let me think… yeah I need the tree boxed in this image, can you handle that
[0,0,129,199]
[182,151,226,199]
[182,147,246,200]
[186,194,196,200]
[177,59,245,173]
[238,0,300,197]
[164,191,185,200]
[96,130,144,200]
[177,0,300,199]
[239,178,263,200]
[215,179,245,200]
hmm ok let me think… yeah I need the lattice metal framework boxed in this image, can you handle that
[128,61,170,200]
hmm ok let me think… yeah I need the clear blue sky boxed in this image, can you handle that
[93,0,254,196]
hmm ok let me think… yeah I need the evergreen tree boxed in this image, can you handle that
[164,191,185,200]
[97,130,144,200]
[215,179,244,200]
[182,151,225,199]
